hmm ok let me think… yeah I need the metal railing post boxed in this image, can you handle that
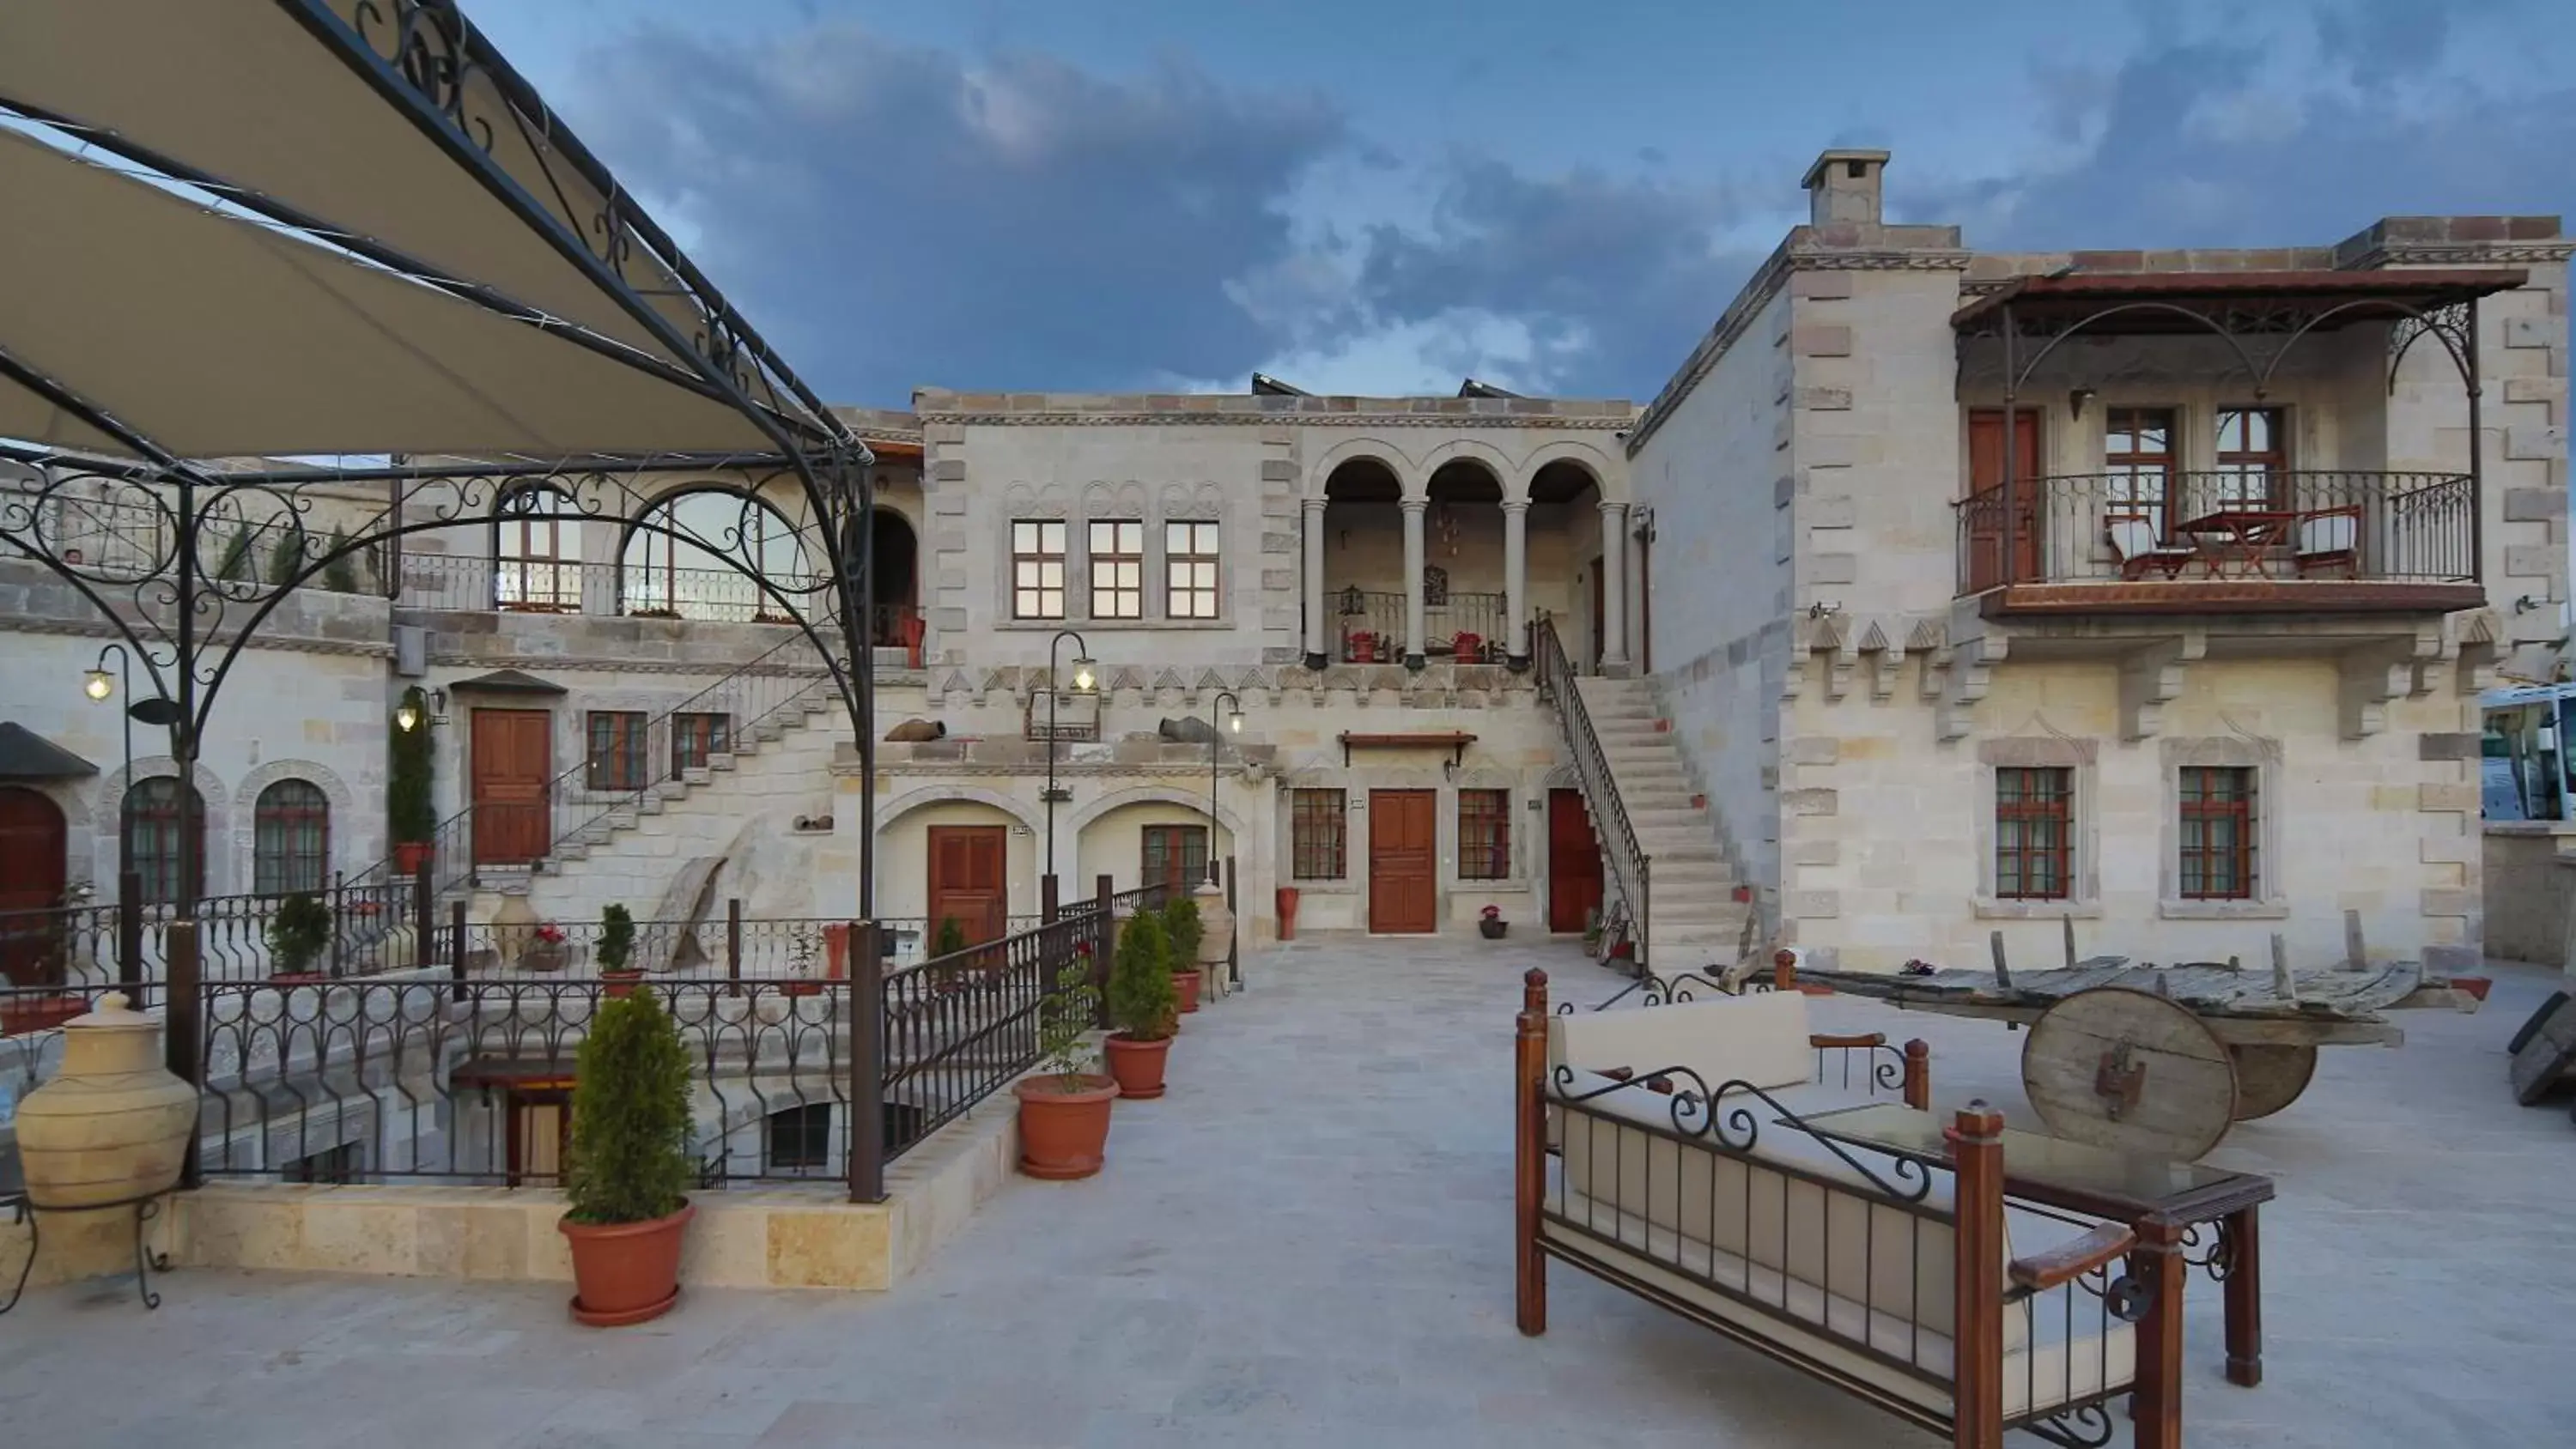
[411,860,434,974]
[1224,853,1239,989]
[847,920,885,1203]
[448,899,468,1005]
[726,897,743,992]
[117,870,143,1009]
[165,918,203,1189]
[1093,873,1116,1027]
[1042,872,1059,925]
[329,870,348,978]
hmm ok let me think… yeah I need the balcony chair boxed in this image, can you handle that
[2293,506,2361,578]
[2104,515,2194,580]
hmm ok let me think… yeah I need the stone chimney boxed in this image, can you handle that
[1803,149,1890,227]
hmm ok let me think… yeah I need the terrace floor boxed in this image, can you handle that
[4,934,2573,1447]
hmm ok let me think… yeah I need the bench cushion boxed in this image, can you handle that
[1550,991,1815,1094]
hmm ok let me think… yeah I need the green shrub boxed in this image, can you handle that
[1161,895,1203,969]
[265,530,301,585]
[321,528,361,592]
[1036,955,1103,1090]
[598,903,636,973]
[267,893,333,975]
[388,686,434,845]
[1107,906,1177,1042]
[933,915,968,958]
[563,988,695,1225]
[216,524,257,582]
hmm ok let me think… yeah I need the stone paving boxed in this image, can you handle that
[3,934,2574,1446]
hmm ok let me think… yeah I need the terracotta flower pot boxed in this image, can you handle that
[600,968,644,998]
[1172,967,1202,1014]
[392,840,434,875]
[1103,1032,1173,1100]
[1275,886,1300,941]
[1012,1072,1119,1179]
[560,1200,695,1327]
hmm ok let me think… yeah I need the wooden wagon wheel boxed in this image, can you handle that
[2020,986,2239,1161]
[2225,1044,2318,1121]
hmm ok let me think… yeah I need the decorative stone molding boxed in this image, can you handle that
[230,759,361,882]
[2117,633,2203,742]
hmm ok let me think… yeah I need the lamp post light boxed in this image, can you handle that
[85,644,172,999]
[1042,629,1096,919]
[1205,689,1242,887]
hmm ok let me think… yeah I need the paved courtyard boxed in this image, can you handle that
[3,935,2573,1446]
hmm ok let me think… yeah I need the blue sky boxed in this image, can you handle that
[474,0,2574,407]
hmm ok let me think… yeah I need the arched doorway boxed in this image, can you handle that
[871,509,920,657]
[0,786,69,985]
[1424,458,1506,664]
[1321,457,1403,663]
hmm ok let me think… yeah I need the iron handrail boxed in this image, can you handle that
[1534,617,1651,968]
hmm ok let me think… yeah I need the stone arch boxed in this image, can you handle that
[1522,439,1623,503]
[1063,784,1249,838]
[95,757,233,897]
[1419,437,1519,500]
[1309,436,1419,500]
[875,785,1047,838]
[232,759,360,882]
[1540,762,1583,793]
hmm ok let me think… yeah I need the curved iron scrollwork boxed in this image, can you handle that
[2023,1404,2117,1449]
[1550,1064,1933,1203]
[2179,1217,2236,1282]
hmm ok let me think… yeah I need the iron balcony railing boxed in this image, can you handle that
[1953,470,2476,593]
[0,877,427,997]
[1333,589,1511,663]
[1534,617,1651,970]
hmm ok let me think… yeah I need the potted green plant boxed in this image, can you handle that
[780,927,823,997]
[930,914,969,992]
[266,892,334,982]
[388,686,435,875]
[1102,907,1178,1100]
[598,904,641,995]
[1011,948,1117,1179]
[558,986,696,1326]
[1161,896,1204,1014]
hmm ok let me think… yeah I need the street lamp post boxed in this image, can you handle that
[1042,630,1096,919]
[1205,690,1243,887]
[83,645,152,999]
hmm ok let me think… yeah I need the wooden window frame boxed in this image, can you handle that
[252,779,331,897]
[495,491,580,612]
[1142,823,1210,893]
[124,777,204,906]
[2214,407,2287,510]
[1088,519,1144,620]
[586,710,648,791]
[1992,767,2074,901]
[671,712,731,776]
[1456,788,1511,882]
[2178,766,2258,900]
[766,1102,833,1172]
[1012,519,1067,620]
[2102,406,2176,538]
[1165,520,1221,620]
[1291,789,1346,881]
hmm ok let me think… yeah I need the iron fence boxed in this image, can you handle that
[1333,588,1510,662]
[398,552,832,624]
[0,876,427,995]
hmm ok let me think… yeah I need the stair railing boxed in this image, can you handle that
[1534,616,1651,969]
[349,630,833,899]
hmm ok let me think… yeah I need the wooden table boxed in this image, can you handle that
[2172,509,2300,578]
[1793,1101,2277,1401]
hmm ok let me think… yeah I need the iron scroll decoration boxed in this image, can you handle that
[1549,1064,1935,1204]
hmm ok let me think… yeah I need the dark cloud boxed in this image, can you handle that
[1907,4,2575,249]
[1352,158,1761,397]
[570,24,1347,404]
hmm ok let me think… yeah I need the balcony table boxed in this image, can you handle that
[2172,509,2300,579]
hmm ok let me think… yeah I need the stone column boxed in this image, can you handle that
[1502,499,1531,670]
[1598,500,1630,674]
[1400,497,1429,670]
[1301,497,1328,670]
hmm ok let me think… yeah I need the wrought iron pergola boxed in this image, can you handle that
[0,3,881,941]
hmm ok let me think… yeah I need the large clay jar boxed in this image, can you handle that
[1192,880,1233,997]
[15,992,195,1209]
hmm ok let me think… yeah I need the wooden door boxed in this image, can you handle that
[0,787,68,985]
[504,1088,571,1188]
[471,708,553,866]
[927,825,1007,947]
[1546,789,1604,934]
[1965,409,2044,591]
[1367,789,1437,934]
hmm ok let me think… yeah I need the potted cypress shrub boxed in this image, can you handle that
[388,686,435,875]
[930,914,969,992]
[598,904,641,996]
[266,892,334,982]
[1011,952,1117,1179]
[559,985,696,1325]
[1161,896,1204,1015]
[1102,907,1178,1100]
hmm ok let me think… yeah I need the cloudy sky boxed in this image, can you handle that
[476,0,2573,408]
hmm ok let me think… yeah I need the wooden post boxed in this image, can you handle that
[411,861,434,976]
[164,918,203,1189]
[2061,912,2076,970]
[2269,933,2295,1003]
[2342,909,2366,972]
[2223,1207,2263,1387]
[1516,967,1550,1337]
[448,898,468,1006]
[2129,1216,2187,1448]
[1903,1039,1932,1112]
[1947,1100,2006,1449]
[848,920,885,1203]
[1772,947,1796,991]
[1989,931,2013,992]
[329,871,348,979]
[1042,872,1060,925]
[116,873,143,1010]
[726,897,744,994]
[1094,873,1116,1028]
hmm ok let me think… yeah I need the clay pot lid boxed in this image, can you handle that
[64,991,150,1031]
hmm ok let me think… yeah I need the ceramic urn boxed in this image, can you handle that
[15,992,195,1209]
[1192,878,1233,972]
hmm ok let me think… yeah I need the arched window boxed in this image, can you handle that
[123,777,205,906]
[253,779,331,896]
[495,487,581,611]
[623,492,817,622]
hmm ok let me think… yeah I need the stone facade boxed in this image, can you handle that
[1632,149,2571,973]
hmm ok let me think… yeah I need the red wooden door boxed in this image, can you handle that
[0,787,68,985]
[1367,790,1437,934]
[927,825,1007,946]
[1965,409,2044,591]
[471,709,553,865]
[1546,789,1604,934]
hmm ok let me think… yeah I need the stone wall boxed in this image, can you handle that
[2483,823,2576,967]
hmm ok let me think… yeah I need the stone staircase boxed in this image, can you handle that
[1567,673,1753,973]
